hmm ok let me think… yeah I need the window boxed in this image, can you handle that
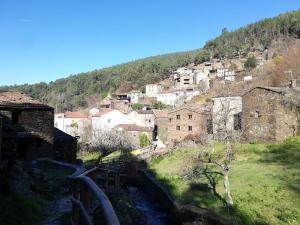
[176,126,180,131]
[188,114,192,119]
[207,119,213,134]
[188,126,192,131]
[254,110,260,118]
[108,119,111,123]
[176,115,180,120]
[169,118,172,122]
[234,112,242,130]
[12,111,20,124]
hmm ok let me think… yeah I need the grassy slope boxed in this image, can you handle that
[149,137,300,225]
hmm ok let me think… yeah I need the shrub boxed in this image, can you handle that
[139,133,151,147]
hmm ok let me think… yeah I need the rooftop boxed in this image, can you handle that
[54,127,77,141]
[56,111,88,119]
[114,124,153,132]
[0,91,52,109]
[169,105,211,114]
[92,108,118,117]
[152,109,169,118]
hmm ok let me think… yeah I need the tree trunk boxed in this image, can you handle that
[224,170,233,206]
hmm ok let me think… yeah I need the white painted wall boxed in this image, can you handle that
[145,84,163,97]
[92,110,129,131]
[212,96,242,134]
[128,111,155,127]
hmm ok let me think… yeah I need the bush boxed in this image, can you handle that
[244,56,257,70]
[139,133,151,147]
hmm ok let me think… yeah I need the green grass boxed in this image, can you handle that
[149,137,300,225]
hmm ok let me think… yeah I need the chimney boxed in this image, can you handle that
[289,79,297,88]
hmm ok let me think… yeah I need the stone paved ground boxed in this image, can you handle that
[37,195,72,225]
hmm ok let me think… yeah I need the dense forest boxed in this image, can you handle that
[204,10,300,58]
[1,9,300,111]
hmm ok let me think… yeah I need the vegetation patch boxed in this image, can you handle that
[149,137,300,225]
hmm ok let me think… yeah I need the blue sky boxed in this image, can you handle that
[0,0,299,86]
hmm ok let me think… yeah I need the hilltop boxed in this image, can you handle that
[1,9,300,111]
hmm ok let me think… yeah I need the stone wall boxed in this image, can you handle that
[242,88,298,142]
[0,107,54,160]
[168,108,210,142]
[155,117,169,143]
[54,139,77,163]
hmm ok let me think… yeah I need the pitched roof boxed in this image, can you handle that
[169,105,211,115]
[152,109,169,118]
[56,111,87,119]
[114,124,153,132]
[0,91,52,109]
[92,108,114,117]
[243,86,300,96]
[135,110,153,114]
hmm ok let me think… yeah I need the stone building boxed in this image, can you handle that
[128,90,144,104]
[242,86,300,142]
[128,110,155,128]
[168,105,212,142]
[152,109,169,143]
[0,91,54,160]
[113,124,153,146]
[145,84,163,98]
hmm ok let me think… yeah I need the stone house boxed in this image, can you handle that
[54,111,88,137]
[152,109,169,143]
[242,86,300,142]
[212,96,242,140]
[128,90,144,104]
[91,109,129,131]
[128,110,155,128]
[0,91,54,160]
[113,124,153,146]
[145,84,163,98]
[168,105,212,142]
[111,99,130,114]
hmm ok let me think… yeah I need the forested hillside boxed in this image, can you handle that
[1,9,300,111]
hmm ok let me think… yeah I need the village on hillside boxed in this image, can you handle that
[1,52,298,162]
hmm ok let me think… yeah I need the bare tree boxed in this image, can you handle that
[207,94,243,207]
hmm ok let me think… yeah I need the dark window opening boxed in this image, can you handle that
[176,126,180,131]
[207,119,213,134]
[176,115,180,120]
[12,111,20,124]
[188,114,192,119]
[188,126,192,131]
[234,112,242,130]
[254,110,260,118]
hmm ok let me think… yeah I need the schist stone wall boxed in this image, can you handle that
[0,107,55,160]
[168,108,211,142]
[242,88,299,142]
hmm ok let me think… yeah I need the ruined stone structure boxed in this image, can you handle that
[0,91,54,160]
[242,87,300,142]
[113,124,153,146]
[168,105,211,142]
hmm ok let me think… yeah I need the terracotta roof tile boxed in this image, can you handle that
[114,124,153,132]
[92,108,113,117]
[0,91,52,109]
[152,109,169,118]
[56,111,87,118]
